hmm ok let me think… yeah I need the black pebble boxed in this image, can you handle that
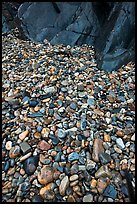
[32,195,44,202]
[3,161,10,172]
[29,100,39,107]
[23,156,39,175]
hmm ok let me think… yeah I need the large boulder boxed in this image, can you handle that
[2,2,135,72]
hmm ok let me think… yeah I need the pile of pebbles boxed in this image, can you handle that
[2,29,135,202]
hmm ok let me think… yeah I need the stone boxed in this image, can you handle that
[87,97,95,106]
[9,145,20,158]
[20,142,31,154]
[69,174,78,181]
[103,185,117,199]
[70,179,79,187]
[41,128,50,138]
[19,130,29,140]
[68,152,79,162]
[38,140,51,151]
[5,141,12,150]
[86,159,96,170]
[59,175,69,196]
[116,138,125,149]
[39,183,55,199]
[95,165,112,178]
[116,130,124,137]
[67,195,76,202]
[28,112,43,117]
[90,178,97,188]
[32,195,44,202]
[38,165,59,185]
[92,138,104,162]
[104,134,111,142]
[29,100,39,107]
[83,194,93,202]
[99,152,112,165]
[131,133,135,141]
[23,156,39,175]
[97,177,108,193]
[57,129,66,139]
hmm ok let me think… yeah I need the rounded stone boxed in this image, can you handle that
[9,145,20,159]
[5,141,12,150]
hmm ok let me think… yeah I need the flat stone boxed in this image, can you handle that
[86,159,96,170]
[103,184,117,199]
[99,152,112,165]
[20,142,31,154]
[29,100,39,107]
[19,130,29,140]
[92,138,104,162]
[116,130,124,137]
[5,141,12,150]
[9,145,20,159]
[68,152,79,162]
[28,112,43,117]
[59,175,69,196]
[97,177,108,193]
[69,174,78,181]
[116,138,125,149]
[23,156,39,175]
[95,165,112,178]
[57,129,66,139]
[67,195,76,202]
[38,140,51,151]
[41,128,50,138]
[83,194,93,202]
[87,97,95,106]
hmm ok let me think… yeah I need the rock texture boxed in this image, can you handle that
[2,2,135,71]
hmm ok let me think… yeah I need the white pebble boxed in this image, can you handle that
[5,141,12,150]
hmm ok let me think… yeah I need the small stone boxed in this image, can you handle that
[57,129,66,139]
[5,141,12,150]
[95,165,112,178]
[99,152,112,165]
[73,185,81,192]
[9,145,20,158]
[83,194,93,202]
[59,175,69,196]
[70,179,79,187]
[34,132,41,139]
[86,159,96,170]
[78,165,86,171]
[69,174,79,181]
[29,100,39,107]
[67,195,76,202]
[41,128,50,138]
[23,156,39,175]
[19,130,29,140]
[32,195,44,202]
[37,125,43,133]
[39,183,54,199]
[116,138,125,149]
[116,130,124,137]
[90,178,97,188]
[20,142,31,154]
[103,184,117,199]
[87,97,95,106]
[38,166,54,185]
[97,177,108,193]
[131,133,135,141]
[28,112,43,117]
[38,140,51,151]
[68,152,79,162]
[92,138,104,162]
[104,134,111,142]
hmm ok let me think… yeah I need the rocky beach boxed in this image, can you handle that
[2,29,135,202]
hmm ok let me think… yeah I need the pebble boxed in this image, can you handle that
[92,138,104,162]
[59,175,69,196]
[97,177,108,193]
[67,195,76,202]
[9,145,20,158]
[103,184,117,199]
[95,165,112,178]
[116,138,125,149]
[99,152,112,165]
[23,156,39,175]
[20,141,31,154]
[131,133,135,141]
[32,195,44,202]
[38,140,51,151]
[68,152,79,162]
[104,134,111,142]
[57,129,66,139]
[39,182,54,199]
[70,174,79,181]
[29,100,39,107]
[83,194,93,202]
[19,130,29,140]
[5,141,12,150]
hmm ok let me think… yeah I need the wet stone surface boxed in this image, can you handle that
[2,29,135,202]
